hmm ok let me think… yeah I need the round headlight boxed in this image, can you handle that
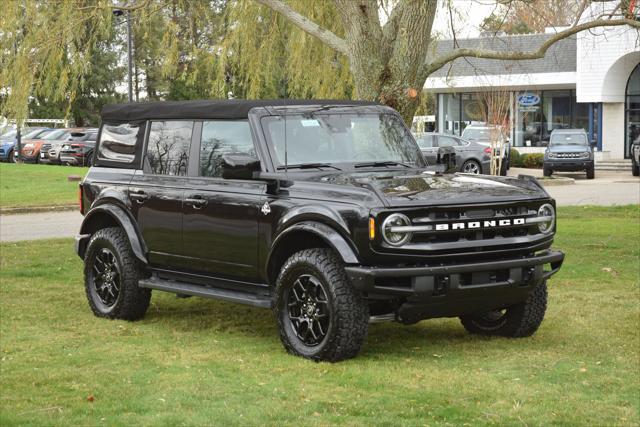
[382,213,412,246]
[537,203,555,234]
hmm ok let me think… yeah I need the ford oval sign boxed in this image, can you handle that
[518,94,540,106]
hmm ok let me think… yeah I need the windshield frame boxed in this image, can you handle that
[259,110,427,171]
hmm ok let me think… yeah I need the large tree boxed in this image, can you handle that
[1,0,638,124]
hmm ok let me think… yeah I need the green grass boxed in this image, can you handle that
[0,163,88,208]
[1,206,638,426]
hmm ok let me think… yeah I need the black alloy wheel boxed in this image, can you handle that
[91,247,121,308]
[285,274,331,346]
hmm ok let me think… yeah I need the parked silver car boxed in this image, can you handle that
[415,133,491,174]
[461,124,510,175]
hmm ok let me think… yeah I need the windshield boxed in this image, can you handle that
[1,130,17,139]
[550,133,588,146]
[262,113,425,168]
[43,129,70,140]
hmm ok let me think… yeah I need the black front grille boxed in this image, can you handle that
[41,143,52,152]
[378,201,551,257]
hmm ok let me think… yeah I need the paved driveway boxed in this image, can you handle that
[0,211,83,243]
[1,170,638,242]
[508,168,640,206]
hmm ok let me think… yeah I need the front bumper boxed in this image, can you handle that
[346,249,564,324]
[545,159,593,171]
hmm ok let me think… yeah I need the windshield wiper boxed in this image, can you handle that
[354,161,412,168]
[277,163,342,171]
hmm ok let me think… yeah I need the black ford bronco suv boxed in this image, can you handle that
[76,100,564,362]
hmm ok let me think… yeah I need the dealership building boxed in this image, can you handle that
[424,14,639,162]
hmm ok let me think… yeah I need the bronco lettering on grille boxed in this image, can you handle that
[432,217,525,231]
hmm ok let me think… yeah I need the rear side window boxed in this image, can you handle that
[438,136,463,147]
[199,121,254,177]
[416,135,434,148]
[146,121,194,176]
[98,123,139,163]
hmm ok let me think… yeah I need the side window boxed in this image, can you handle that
[416,135,434,149]
[199,121,254,177]
[97,123,139,163]
[438,136,461,147]
[146,121,193,176]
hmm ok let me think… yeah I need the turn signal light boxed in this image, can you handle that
[369,217,376,240]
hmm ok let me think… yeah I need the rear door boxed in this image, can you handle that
[128,120,194,268]
[416,134,438,164]
[180,120,265,282]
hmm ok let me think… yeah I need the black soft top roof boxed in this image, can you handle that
[101,99,380,122]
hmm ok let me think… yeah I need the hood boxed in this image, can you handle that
[0,140,15,150]
[296,169,548,207]
[548,144,590,152]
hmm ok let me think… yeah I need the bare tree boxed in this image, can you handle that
[477,88,512,175]
[254,0,639,122]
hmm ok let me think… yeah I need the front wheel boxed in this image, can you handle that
[460,280,547,337]
[632,160,639,176]
[84,227,151,320]
[275,248,369,362]
[8,150,15,163]
[586,166,595,180]
[543,166,552,177]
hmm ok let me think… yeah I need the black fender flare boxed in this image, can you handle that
[266,220,360,275]
[78,204,147,264]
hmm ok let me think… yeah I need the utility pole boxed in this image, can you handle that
[113,6,134,102]
[127,9,133,102]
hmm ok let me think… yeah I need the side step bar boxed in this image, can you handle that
[138,277,273,309]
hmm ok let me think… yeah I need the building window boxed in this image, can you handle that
[626,64,640,159]
[439,93,461,135]
[514,91,542,147]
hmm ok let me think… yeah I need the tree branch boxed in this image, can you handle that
[424,17,640,76]
[253,0,348,55]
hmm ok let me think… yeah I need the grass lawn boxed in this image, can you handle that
[1,206,638,426]
[0,163,88,208]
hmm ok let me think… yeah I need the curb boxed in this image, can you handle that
[538,177,575,186]
[0,204,77,215]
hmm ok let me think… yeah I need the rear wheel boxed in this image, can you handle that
[462,160,481,174]
[460,280,547,337]
[275,248,369,362]
[84,227,151,320]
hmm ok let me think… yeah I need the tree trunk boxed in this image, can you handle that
[334,0,437,124]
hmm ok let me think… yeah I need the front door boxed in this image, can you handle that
[180,120,264,282]
[128,120,194,268]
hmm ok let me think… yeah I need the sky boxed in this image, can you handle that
[432,0,502,38]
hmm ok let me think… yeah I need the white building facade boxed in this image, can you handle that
[425,12,639,161]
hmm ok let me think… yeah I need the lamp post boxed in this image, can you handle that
[113,8,133,102]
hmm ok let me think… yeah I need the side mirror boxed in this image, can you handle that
[221,154,260,180]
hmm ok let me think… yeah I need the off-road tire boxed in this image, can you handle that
[8,150,15,163]
[632,160,639,177]
[586,166,595,180]
[543,167,552,177]
[459,280,547,337]
[84,227,150,320]
[275,248,369,362]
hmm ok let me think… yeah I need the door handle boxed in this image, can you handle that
[185,196,208,209]
[130,190,149,203]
